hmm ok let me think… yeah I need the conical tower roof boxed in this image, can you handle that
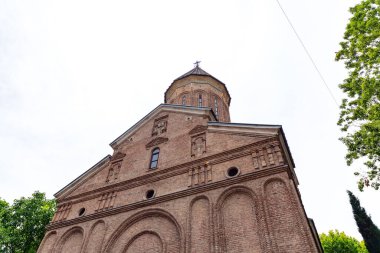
[173,65,212,82]
[165,63,231,105]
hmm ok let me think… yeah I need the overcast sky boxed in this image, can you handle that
[0,0,378,240]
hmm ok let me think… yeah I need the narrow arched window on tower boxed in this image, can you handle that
[150,148,160,169]
[214,96,219,119]
[198,94,202,107]
[182,95,186,105]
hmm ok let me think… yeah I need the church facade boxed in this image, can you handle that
[38,65,323,253]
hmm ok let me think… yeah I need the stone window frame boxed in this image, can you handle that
[214,96,219,118]
[178,92,190,106]
[210,93,223,120]
[198,93,203,107]
[144,189,156,200]
[193,89,207,108]
[149,147,160,169]
[225,166,241,178]
[78,207,86,216]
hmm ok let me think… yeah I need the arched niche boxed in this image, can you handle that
[215,186,266,253]
[37,231,57,253]
[264,178,309,252]
[83,220,106,253]
[188,196,212,253]
[54,226,84,253]
[104,208,183,253]
[124,231,164,253]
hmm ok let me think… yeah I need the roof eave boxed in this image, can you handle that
[207,121,296,168]
[54,155,111,199]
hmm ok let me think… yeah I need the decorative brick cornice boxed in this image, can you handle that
[58,137,281,205]
[154,115,168,122]
[46,165,288,231]
[146,137,169,149]
[110,152,126,162]
[188,125,208,135]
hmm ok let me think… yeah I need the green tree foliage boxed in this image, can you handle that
[336,0,380,191]
[0,192,56,253]
[0,199,11,251]
[320,230,368,253]
[348,190,380,253]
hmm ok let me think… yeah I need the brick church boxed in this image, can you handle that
[38,64,323,252]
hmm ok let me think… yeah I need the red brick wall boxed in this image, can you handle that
[38,107,320,253]
[189,197,211,253]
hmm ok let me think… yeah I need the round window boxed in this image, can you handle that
[226,167,240,178]
[145,189,155,199]
[78,208,86,216]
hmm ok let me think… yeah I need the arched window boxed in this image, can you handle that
[182,95,186,105]
[150,148,160,169]
[198,94,203,107]
[214,96,219,118]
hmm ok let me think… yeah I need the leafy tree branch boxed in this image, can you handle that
[336,0,380,191]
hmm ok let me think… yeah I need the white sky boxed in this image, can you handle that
[0,0,378,241]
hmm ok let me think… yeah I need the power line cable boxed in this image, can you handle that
[275,0,339,107]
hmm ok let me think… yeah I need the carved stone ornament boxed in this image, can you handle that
[188,125,208,135]
[111,152,126,162]
[252,142,285,170]
[52,202,72,222]
[191,133,206,157]
[146,137,169,149]
[152,115,168,137]
[96,191,117,212]
[106,161,122,183]
[188,163,212,187]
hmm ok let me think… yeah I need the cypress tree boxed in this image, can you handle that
[347,190,380,253]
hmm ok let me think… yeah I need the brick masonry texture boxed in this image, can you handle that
[38,67,322,253]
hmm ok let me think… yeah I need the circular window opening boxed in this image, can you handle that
[227,167,240,177]
[78,208,86,216]
[145,189,155,199]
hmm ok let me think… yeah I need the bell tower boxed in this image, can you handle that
[165,62,231,122]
